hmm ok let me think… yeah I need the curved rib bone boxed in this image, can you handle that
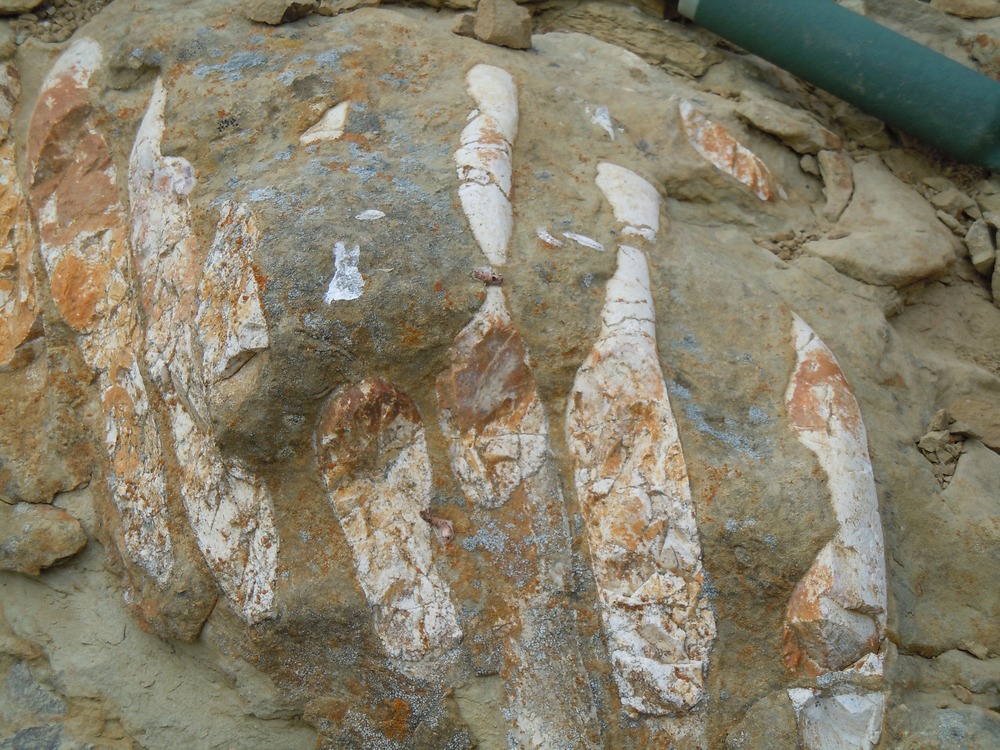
[129,78,278,624]
[567,165,715,718]
[27,39,175,586]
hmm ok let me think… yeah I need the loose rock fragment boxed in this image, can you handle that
[0,502,86,575]
[679,99,776,201]
[0,62,38,366]
[316,379,462,660]
[736,97,842,155]
[130,79,278,624]
[965,219,996,276]
[787,688,884,750]
[568,167,715,718]
[243,0,318,25]
[472,0,532,50]
[456,64,518,266]
[817,150,854,223]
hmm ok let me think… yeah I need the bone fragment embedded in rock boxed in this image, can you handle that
[678,99,776,202]
[782,313,887,747]
[562,231,604,251]
[438,287,548,508]
[783,313,887,678]
[27,39,175,585]
[196,202,270,382]
[299,100,350,145]
[787,688,885,750]
[437,286,601,748]
[129,80,279,624]
[596,162,661,242]
[0,62,39,366]
[456,64,518,266]
[567,173,716,718]
[316,379,462,661]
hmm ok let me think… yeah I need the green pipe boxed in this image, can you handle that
[678,0,1000,173]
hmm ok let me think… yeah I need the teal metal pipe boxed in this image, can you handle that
[678,0,1000,172]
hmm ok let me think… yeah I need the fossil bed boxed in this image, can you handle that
[1,0,1000,748]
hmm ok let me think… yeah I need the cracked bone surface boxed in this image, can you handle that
[0,62,38,366]
[678,99,776,202]
[315,379,462,660]
[456,64,517,266]
[26,39,178,594]
[129,78,278,624]
[567,165,716,722]
[437,285,601,748]
[783,313,888,746]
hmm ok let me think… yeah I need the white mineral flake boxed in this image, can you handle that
[535,227,564,247]
[355,209,385,220]
[562,232,605,252]
[325,241,365,302]
[588,105,615,140]
[300,100,350,145]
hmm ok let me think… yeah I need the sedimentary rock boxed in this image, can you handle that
[567,164,715,725]
[315,379,462,661]
[129,78,278,625]
[679,98,776,201]
[783,312,887,748]
[0,502,86,575]
[0,62,38,366]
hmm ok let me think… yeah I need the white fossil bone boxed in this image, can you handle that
[316,379,462,661]
[27,39,175,585]
[456,65,518,266]
[300,100,350,145]
[782,313,887,748]
[678,99,776,202]
[568,166,715,719]
[129,79,278,623]
[323,241,365,303]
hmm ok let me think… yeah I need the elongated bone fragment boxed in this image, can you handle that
[456,64,518,266]
[316,379,462,660]
[27,39,176,586]
[678,99,776,201]
[783,313,887,678]
[787,688,884,750]
[196,202,269,382]
[129,79,278,624]
[300,100,350,145]
[567,169,715,717]
[437,288,547,508]
[0,63,39,366]
[437,290,601,748]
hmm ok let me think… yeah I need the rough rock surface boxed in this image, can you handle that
[1,1,999,749]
